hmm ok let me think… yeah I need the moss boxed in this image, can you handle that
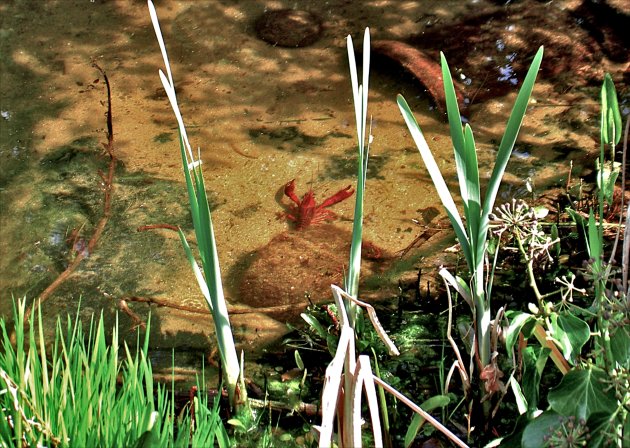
[0,135,212,307]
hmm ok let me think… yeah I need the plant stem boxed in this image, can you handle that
[515,230,545,308]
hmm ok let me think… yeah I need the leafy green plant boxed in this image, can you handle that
[398,47,544,420]
[494,74,628,447]
[0,299,229,447]
[491,199,628,445]
[147,0,245,412]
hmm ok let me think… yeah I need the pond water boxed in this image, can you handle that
[0,0,627,380]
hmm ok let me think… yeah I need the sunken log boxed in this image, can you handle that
[371,40,466,112]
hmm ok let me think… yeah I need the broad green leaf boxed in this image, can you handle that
[439,269,473,309]
[509,376,528,415]
[610,324,630,367]
[596,160,621,203]
[551,223,560,257]
[552,313,590,363]
[301,313,328,341]
[522,346,549,415]
[522,411,563,448]
[587,210,603,274]
[548,367,618,419]
[403,395,450,448]
[522,411,609,448]
[227,418,247,430]
[585,412,615,448]
[294,350,305,371]
[566,207,586,227]
[505,311,535,354]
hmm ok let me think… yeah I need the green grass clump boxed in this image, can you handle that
[0,299,229,447]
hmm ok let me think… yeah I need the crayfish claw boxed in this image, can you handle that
[319,185,355,208]
[283,179,301,204]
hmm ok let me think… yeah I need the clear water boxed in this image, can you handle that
[0,0,625,376]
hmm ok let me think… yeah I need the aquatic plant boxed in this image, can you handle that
[317,285,467,448]
[500,75,628,447]
[148,0,245,412]
[398,47,544,423]
[0,300,229,447]
[316,29,378,447]
[316,29,468,448]
[344,28,372,328]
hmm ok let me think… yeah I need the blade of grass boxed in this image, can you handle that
[1,299,228,446]
[462,124,481,255]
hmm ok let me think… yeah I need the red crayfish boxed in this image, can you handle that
[282,179,354,230]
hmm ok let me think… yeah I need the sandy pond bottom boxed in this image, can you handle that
[0,0,627,385]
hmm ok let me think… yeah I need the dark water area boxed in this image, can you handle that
[0,0,628,384]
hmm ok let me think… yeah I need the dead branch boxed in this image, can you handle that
[23,63,117,324]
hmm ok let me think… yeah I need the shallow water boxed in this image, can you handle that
[0,0,627,375]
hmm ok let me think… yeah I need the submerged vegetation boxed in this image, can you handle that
[1,1,628,447]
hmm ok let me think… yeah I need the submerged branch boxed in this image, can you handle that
[23,63,117,324]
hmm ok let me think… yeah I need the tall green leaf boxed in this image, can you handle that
[477,46,544,264]
[345,28,370,302]
[404,395,451,448]
[600,73,622,147]
[462,124,481,253]
[397,94,472,269]
[440,53,469,215]
[149,0,242,406]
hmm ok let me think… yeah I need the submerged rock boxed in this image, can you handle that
[238,224,387,319]
[254,9,322,48]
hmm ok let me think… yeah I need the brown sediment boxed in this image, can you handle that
[23,63,116,324]
[371,1,628,113]
[372,40,465,112]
